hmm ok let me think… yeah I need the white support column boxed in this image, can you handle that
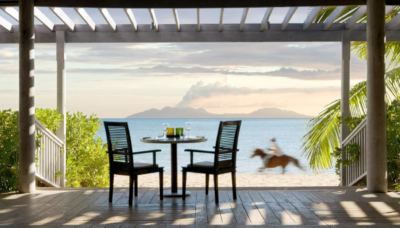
[18,0,35,193]
[367,0,387,193]
[56,31,66,188]
[340,30,351,186]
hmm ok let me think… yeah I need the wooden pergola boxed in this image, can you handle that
[0,0,394,193]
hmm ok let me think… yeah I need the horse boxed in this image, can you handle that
[251,148,304,174]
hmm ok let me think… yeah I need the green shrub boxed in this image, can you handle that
[0,109,108,192]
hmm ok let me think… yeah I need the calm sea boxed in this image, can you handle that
[96,118,335,174]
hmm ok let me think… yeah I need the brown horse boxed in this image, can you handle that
[251,148,304,174]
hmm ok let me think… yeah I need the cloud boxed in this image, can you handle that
[176,81,339,108]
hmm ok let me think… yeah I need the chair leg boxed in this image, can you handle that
[182,170,187,201]
[214,174,219,204]
[205,173,210,195]
[109,173,114,203]
[159,170,164,201]
[129,174,133,206]
[134,174,138,197]
[231,171,237,200]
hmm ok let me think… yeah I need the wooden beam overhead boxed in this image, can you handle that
[1,7,18,21]
[34,7,55,31]
[148,8,158,31]
[75,8,96,31]
[0,14,12,32]
[172,8,180,31]
[11,0,400,8]
[303,7,322,30]
[240,7,249,32]
[282,7,297,31]
[324,6,347,30]
[219,8,224,32]
[124,8,137,31]
[197,8,200,32]
[345,6,366,29]
[99,8,116,31]
[260,7,273,31]
[50,7,75,31]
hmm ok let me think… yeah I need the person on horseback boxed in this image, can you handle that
[264,138,285,169]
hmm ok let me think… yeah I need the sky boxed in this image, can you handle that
[0,7,368,118]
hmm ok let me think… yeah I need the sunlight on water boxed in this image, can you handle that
[96,118,335,174]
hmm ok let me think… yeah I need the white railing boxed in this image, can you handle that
[35,119,65,188]
[341,118,367,186]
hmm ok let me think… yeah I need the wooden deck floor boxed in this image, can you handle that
[0,187,399,227]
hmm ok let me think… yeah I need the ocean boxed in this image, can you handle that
[96,118,335,174]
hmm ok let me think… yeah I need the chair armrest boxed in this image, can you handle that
[184,149,215,154]
[132,149,161,155]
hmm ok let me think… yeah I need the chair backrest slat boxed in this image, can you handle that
[104,122,133,172]
[214,120,242,170]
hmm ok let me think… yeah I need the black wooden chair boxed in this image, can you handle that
[182,120,242,204]
[104,121,163,206]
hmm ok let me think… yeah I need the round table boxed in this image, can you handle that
[140,136,207,197]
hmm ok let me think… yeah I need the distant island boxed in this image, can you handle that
[127,107,313,118]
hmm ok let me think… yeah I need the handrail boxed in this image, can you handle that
[35,118,64,188]
[341,118,367,186]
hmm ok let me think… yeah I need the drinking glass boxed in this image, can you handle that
[185,122,192,138]
[162,123,169,139]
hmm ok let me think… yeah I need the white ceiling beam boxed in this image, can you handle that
[282,7,297,31]
[386,6,397,15]
[345,6,366,29]
[124,8,137,31]
[239,7,249,32]
[219,8,224,32]
[34,7,54,31]
[172,8,180,31]
[50,7,75,31]
[387,13,400,31]
[260,7,273,31]
[197,8,200,32]
[0,15,12,32]
[75,8,96,31]
[303,7,322,30]
[1,7,18,21]
[324,6,347,30]
[99,8,116,31]
[148,8,158,31]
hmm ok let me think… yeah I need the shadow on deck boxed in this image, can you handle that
[0,187,399,227]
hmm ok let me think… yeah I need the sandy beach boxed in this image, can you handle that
[114,173,339,188]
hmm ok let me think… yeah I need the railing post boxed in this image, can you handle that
[340,30,351,186]
[18,0,36,193]
[56,31,66,188]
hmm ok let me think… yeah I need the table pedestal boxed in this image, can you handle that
[164,144,191,197]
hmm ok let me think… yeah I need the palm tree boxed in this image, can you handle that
[302,6,400,172]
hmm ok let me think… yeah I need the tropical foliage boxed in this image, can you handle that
[0,109,108,192]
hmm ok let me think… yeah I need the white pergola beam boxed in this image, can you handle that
[172,8,180,31]
[148,8,158,31]
[386,6,397,15]
[219,8,224,32]
[75,8,96,31]
[387,13,400,30]
[260,7,273,31]
[197,8,200,32]
[303,7,322,30]
[50,7,75,31]
[346,6,366,29]
[240,7,249,32]
[0,15,12,32]
[324,6,347,30]
[1,7,19,21]
[34,7,54,31]
[124,8,137,31]
[282,7,297,31]
[99,8,116,31]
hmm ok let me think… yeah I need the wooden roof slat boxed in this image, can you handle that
[172,8,180,32]
[148,8,158,31]
[75,8,96,31]
[124,8,137,31]
[240,7,249,32]
[303,7,322,30]
[324,6,347,30]
[1,7,18,21]
[99,8,116,31]
[50,7,75,31]
[219,8,224,32]
[34,7,54,31]
[197,8,200,32]
[282,7,297,31]
[260,7,273,31]
[0,14,12,32]
[345,6,366,30]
